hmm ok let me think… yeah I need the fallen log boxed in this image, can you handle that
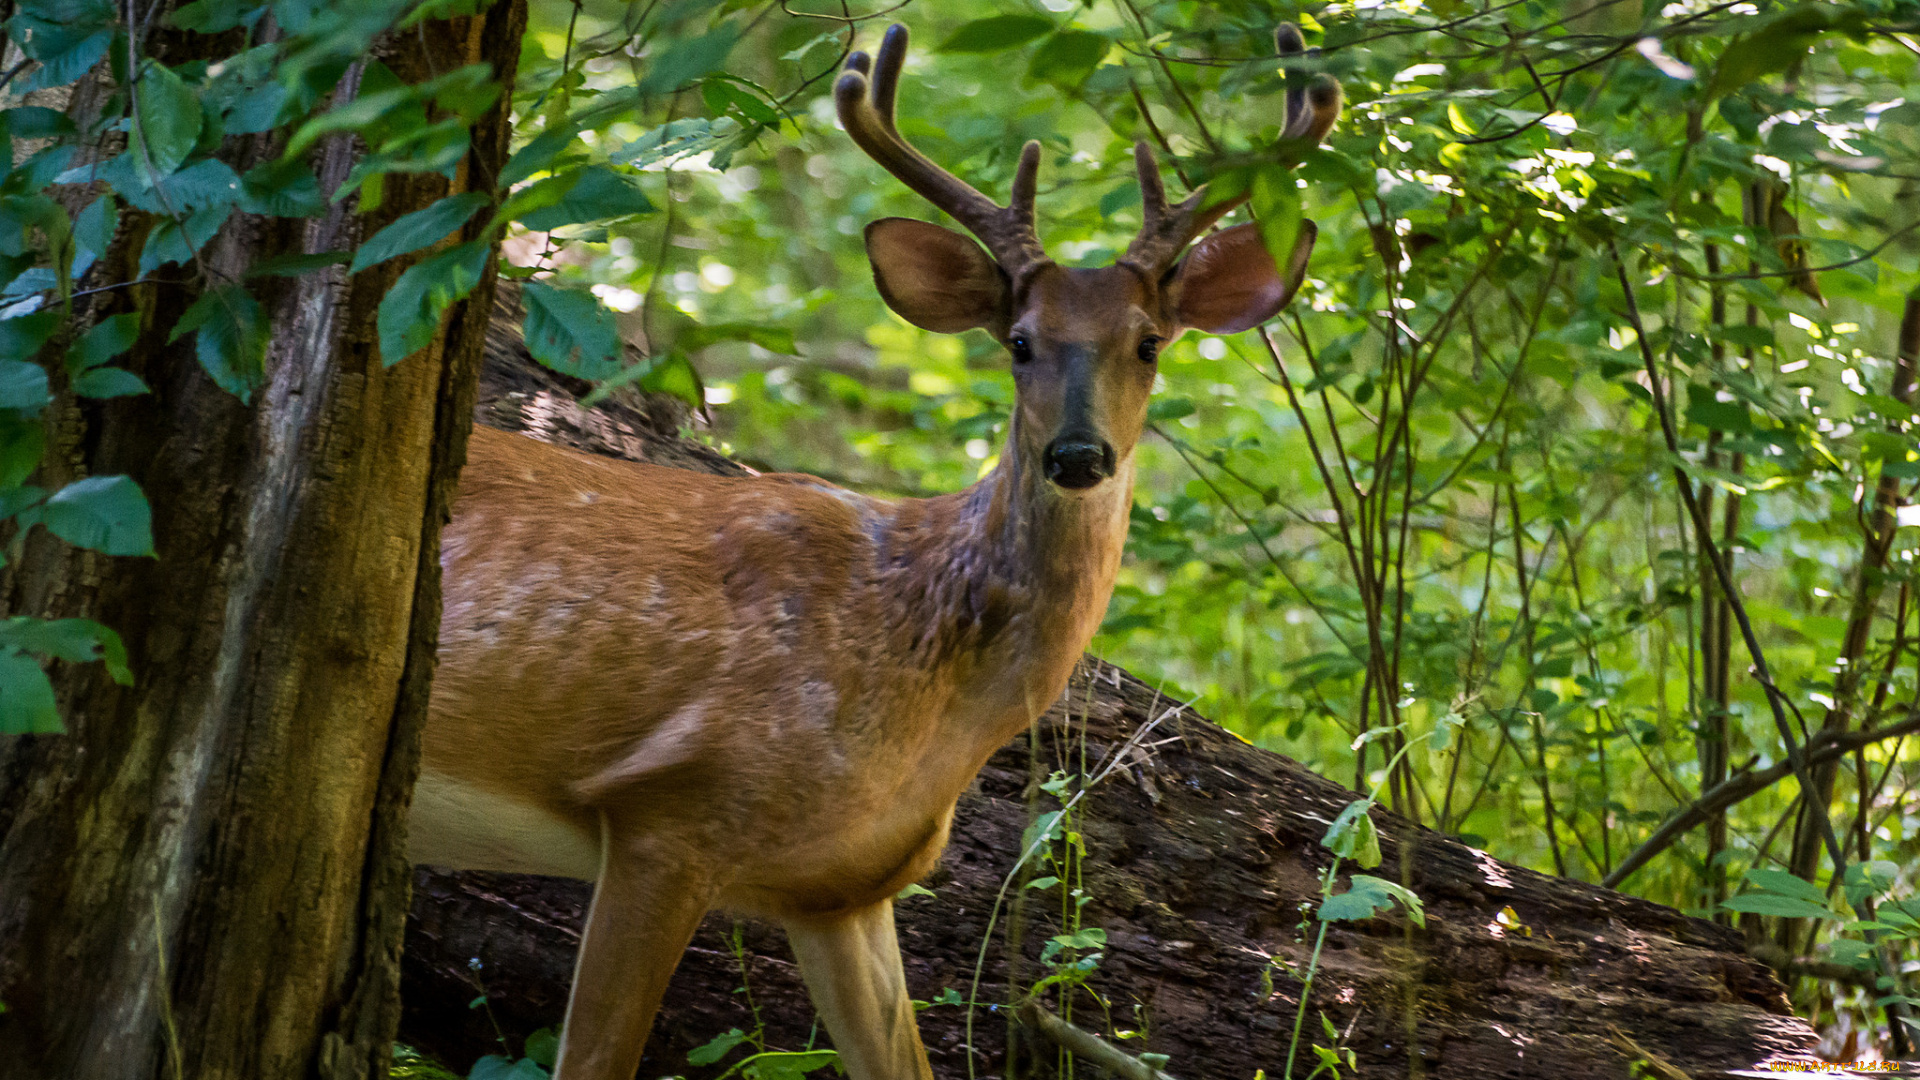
[398,295,1817,1078]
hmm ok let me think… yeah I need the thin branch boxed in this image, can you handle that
[1603,710,1920,889]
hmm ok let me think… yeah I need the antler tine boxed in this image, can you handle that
[1123,22,1341,277]
[835,23,1047,276]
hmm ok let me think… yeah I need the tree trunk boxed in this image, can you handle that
[0,5,525,1079]
[397,312,1818,1080]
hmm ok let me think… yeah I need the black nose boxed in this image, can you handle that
[1043,437,1115,490]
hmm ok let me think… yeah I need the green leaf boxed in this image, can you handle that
[677,322,798,356]
[132,61,202,177]
[0,617,131,684]
[0,649,61,734]
[1251,167,1304,276]
[1147,397,1195,423]
[1028,30,1107,87]
[939,15,1053,53]
[0,360,50,413]
[73,194,116,258]
[151,157,243,213]
[499,124,580,188]
[351,192,490,273]
[1721,893,1836,920]
[169,0,265,33]
[744,1050,839,1080]
[0,418,45,489]
[1099,180,1141,217]
[170,285,269,400]
[71,313,141,372]
[1685,384,1752,433]
[1050,926,1106,950]
[465,1055,548,1080]
[703,79,779,126]
[1319,874,1426,927]
[71,368,150,399]
[22,29,113,92]
[138,204,232,275]
[896,882,936,899]
[522,1028,560,1069]
[1321,798,1381,868]
[517,168,654,232]
[635,25,741,96]
[1708,6,1833,99]
[1745,868,1829,905]
[611,117,739,170]
[0,309,58,364]
[1,106,75,140]
[688,1028,750,1067]
[521,281,621,380]
[238,159,325,217]
[376,240,488,365]
[19,475,156,557]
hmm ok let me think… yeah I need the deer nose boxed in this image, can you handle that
[1043,437,1115,490]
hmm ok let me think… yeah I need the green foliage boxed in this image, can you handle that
[350,192,491,273]
[1318,874,1425,927]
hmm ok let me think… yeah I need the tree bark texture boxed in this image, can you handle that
[0,5,525,1079]
[398,312,1819,1079]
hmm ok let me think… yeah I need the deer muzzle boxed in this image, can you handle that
[1043,436,1115,490]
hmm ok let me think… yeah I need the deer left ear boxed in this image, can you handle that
[1168,221,1317,335]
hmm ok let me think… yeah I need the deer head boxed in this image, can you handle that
[834,23,1341,491]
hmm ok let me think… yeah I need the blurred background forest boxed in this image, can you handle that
[490,0,1920,1051]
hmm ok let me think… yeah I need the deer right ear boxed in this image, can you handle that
[865,218,1008,333]
[1169,221,1318,335]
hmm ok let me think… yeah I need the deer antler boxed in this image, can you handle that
[1123,23,1342,278]
[835,24,1050,280]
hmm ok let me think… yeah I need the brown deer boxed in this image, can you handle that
[410,22,1339,1080]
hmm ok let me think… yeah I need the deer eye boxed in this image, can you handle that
[1137,335,1162,363]
[1008,336,1033,364]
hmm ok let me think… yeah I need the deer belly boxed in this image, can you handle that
[408,771,602,880]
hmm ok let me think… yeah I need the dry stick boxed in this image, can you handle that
[1607,243,1849,884]
[1016,1002,1178,1080]
[1602,710,1920,889]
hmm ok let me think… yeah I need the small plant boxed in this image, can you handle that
[391,1045,463,1080]
[1280,723,1446,1079]
[680,922,843,1080]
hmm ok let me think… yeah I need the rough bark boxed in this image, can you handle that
[398,312,1819,1079]
[0,6,526,1079]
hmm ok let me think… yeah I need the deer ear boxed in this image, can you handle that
[1169,221,1317,335]
[865,218,1008,333]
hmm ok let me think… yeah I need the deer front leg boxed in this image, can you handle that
[785,899,936,1080]
[552,833,714,1080]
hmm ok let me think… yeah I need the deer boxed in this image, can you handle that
[409,21,1339,1080]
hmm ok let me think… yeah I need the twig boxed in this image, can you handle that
[1016,1001,1178,1080]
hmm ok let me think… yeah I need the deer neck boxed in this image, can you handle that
[896,418,1133,733]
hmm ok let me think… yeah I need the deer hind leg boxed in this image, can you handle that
[551,828,714,1080]
[784,899,936,1080]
